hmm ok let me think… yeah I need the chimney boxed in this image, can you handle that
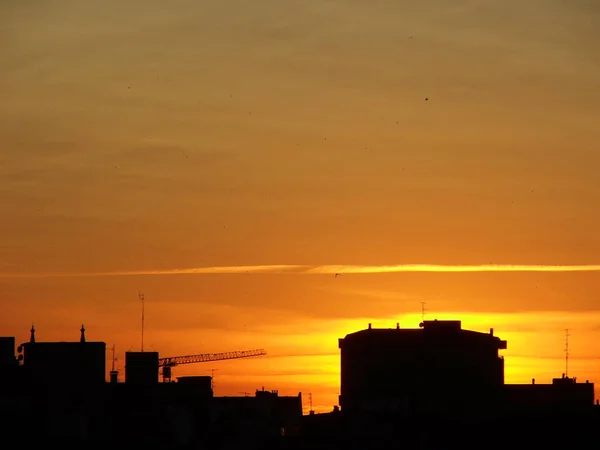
[396,323,400,329]
[368,323,372,330]
[490,328,494,336]
[532,378,535,385]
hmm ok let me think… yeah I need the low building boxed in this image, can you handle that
[504,375,595,412]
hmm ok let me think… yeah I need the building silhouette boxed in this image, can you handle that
[1,319,598,448]
[504,374,595,412]
[18,325,106,386]
[338,320,507,415]
[0,325,302,447]
[125,351,160,385]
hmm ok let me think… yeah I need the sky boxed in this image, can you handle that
[1,0,599,412]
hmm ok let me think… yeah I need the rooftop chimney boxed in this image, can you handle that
[490,328,494,336]
[368,323,372,330]
[396,323,400,329]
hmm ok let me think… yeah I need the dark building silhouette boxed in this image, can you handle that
[504,374,595,411]
[0,336,18,388]
[2,320,598,448]
[1,325,304,447]
[18,325,106,386]
[338,320,507,414]
[209,388,303,441]
[176,375,213,393]
[125,351,159,385]
[0,337,16,365]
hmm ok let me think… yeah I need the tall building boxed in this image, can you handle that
[338,320,507,414]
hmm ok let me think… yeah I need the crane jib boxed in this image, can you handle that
[158,348,267,367]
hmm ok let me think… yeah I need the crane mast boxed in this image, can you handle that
[159,348,266,382]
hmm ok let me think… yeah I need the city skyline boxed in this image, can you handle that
[7,308,599,413]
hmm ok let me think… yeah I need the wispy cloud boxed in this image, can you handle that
[305,264,600,274]
[0,265,305,278]
[3,264,600,278]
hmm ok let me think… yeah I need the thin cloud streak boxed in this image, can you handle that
[307,264,600,274]
[0,265,307,278]
[3,264,600,278]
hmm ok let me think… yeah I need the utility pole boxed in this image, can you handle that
[139,291,145,352]
[565,328,570,377]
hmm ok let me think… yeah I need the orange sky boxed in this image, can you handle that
[1,1,599,413]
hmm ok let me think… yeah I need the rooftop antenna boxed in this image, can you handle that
[111,344,117,372]
[309,392,314,414]
[565,328,570,377]
[139,291,145,352]
[109,344,119,383]
[210,368,218,391]
[420,302,427,322]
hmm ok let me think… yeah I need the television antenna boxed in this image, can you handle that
[420,302,427,322]
[111,344,117,371]
[564,328,570,377]
[139,291,145,352]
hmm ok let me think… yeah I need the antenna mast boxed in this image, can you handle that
[565,328,570,377]
[111,344,116,371]
[420,302,427,322]
[139,291,145,352]
[209,368,218,391]
[309,392,313,414]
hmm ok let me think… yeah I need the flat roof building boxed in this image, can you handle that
[19,325,106,386]
[338,320,507,415]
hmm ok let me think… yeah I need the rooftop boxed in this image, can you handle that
[340,319,507,349]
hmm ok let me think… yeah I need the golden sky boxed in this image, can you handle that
[1,1,599,412]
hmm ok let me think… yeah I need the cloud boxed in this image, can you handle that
[3,263,600,278]
[305,264,600,274]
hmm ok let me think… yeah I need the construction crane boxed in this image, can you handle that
[159,348,267,382]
